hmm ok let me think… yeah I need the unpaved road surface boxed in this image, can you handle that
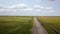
[31,17,48,34]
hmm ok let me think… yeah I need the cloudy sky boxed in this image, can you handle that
[0,0,60,16]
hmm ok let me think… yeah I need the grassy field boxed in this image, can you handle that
[0,16,33,34]
[37,16,60,34]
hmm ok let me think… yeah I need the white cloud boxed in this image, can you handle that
[44,9,55,13]
[33,5,54,12]
[35,9,40,11]
[24,8,33,11]
[0,4,56,15]
[0,4,54,12]
[10,3,27,9]
[0,3,28,12]
[9,5,15,8]
[0,4,10,12]
[33,5,53,9]
[0,4,10,9]
[45,7,53,9]
[0,5,5,9]
[33,5,44,9]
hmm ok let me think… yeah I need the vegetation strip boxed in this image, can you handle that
[37,19,60,34]
[0,16,33,34]
[46,24,60,34]
[37,16,60,34]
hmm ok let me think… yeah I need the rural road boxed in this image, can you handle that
[31,17,48,34]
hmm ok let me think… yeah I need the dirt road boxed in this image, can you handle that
[31,17,48,34]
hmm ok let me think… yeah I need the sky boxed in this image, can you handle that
[0,0,60,16]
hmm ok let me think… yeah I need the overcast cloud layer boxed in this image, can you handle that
[0,0,60,16]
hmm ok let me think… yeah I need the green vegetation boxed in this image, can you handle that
[0,16,33,34]
[37,16,60,34]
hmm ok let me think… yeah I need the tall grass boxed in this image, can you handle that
[0,16,33,34]
[37,16,60,34]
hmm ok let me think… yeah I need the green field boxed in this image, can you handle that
[37,16,60,34]
[0,16,33,34]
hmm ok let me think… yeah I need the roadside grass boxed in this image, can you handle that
[0,16,33,34]
[37,16,60,34]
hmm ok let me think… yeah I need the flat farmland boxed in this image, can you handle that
[0,16,33,34]
[37,16,60,34]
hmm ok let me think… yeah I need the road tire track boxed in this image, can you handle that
[31,17,48,34]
